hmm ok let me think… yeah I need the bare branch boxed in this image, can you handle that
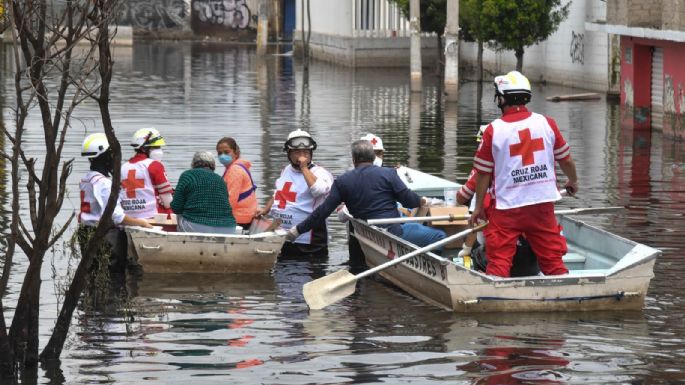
[55,159,74,212]
[47,213,76,250]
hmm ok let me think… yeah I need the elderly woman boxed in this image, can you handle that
[171,151,236,234]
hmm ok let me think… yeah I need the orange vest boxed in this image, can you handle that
[222,158,258,224]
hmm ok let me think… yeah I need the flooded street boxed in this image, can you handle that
[1,43,684,384]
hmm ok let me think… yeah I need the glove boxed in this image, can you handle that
[457,244,472,258]
[336,205,350,223]
[285,226,300,242]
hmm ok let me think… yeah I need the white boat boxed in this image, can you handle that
[350,215,659,312]
[126,218,286,274]
[396,166,460,198]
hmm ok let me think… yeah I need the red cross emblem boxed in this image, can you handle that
[509,128,545,166]
[80,191,91,213]
[121,169,145,198]
[275,181,297,209]
[370,137,378,145]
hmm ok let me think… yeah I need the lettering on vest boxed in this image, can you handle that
[510,164,549,184]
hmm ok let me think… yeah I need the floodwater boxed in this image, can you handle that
[1,43,684,384]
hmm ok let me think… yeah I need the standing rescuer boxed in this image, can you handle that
[120,128,174,219]
[78,133,151,272]
[255,129,334,257]
[469,70,579,278]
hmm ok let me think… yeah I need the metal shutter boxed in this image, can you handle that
[651,47,663,129]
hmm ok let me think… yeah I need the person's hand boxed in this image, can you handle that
[564,179,579,197]
[139,219,153,228]
[468,207,486,227]
[285,226,299,242]
[297,156,309,168]
[457,244,472,258]
[254,207,268,218]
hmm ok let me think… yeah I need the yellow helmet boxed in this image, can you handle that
[81,133,110,158]
[131,128,165,150]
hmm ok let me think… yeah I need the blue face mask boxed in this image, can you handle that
[218,154,233,166]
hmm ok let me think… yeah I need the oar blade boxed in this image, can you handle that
[303,270,357,310]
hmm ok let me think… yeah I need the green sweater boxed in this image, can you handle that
[171,168,236,228]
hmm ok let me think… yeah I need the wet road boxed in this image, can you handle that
[1,43,684,384]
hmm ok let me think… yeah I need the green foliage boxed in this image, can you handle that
[460,0,486,42]
[480,0,570,52]
[390,0,447,34]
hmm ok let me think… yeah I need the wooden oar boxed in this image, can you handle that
[302,222,488,310]
[367,206,624,225]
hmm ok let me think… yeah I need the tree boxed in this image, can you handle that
[0,0,122,378]
[460,0,486,82]
[480,0,570,72]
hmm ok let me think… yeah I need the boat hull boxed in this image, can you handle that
[126,227,286,274]
[351,216,658,312]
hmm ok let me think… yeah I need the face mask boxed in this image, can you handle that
[149,148,164,161]
[373,157,383,167]
[218,154,233,166]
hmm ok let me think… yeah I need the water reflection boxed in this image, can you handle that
[0,42,684,383]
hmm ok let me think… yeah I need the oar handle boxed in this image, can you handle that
[355,222,488,280]
[367,214,469,225]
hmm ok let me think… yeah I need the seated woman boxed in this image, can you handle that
[171,151,237,234]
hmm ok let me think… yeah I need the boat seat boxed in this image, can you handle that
[562,253,586,264]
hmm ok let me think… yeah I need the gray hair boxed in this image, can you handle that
[351,140,375,165]
[191,151,216,170]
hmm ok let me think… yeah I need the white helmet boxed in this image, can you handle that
[81,133,110,158]
[360,133,385,151]
[284,129,317,151]
[494,71,531,105]
[131,127,166,150]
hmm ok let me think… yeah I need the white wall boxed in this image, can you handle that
[296,0,352,37]
[461,0,609,91]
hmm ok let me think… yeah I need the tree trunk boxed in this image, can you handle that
[8,258,44,369]
[515,47,524,72]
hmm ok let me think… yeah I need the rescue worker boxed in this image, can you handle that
[120,128,173,219]
[255,129,334,257]
[470,70,579,277]
[287,140,446,249]
[216,137,257,229]
[78,133,152,272]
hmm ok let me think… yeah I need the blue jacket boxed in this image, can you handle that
[296,164,421,236]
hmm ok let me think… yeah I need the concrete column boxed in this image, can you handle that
[257,0,269,56]
[409,0,422,92]
[444,0,459,102]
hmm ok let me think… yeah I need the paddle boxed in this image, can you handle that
[367,206,624,225]
[302,222,488,310]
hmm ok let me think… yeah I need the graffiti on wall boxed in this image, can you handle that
[193,0,251,29]
[118,0,187,30]
[570,31,584,65]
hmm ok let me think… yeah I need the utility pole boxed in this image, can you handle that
[409,0,421,92]
[444,0,459,101]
